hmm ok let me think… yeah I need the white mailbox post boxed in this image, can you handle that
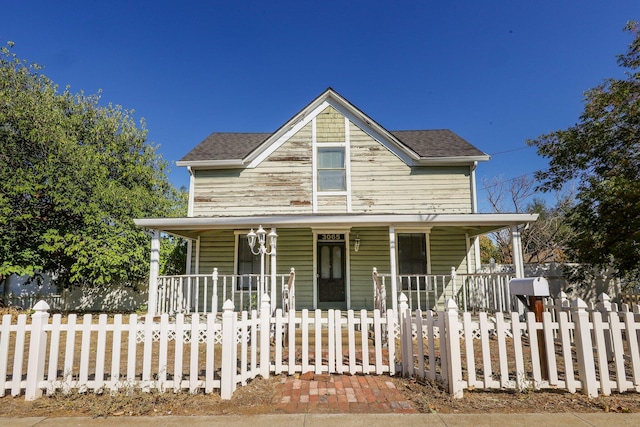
[509,277,550,379]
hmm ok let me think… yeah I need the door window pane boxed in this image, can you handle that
[320,246,331,278]
[332,246,342,278]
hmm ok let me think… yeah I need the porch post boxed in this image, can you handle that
[511,225,524,278]
[389,225,398,314]
[147,229,160,316]
[270,244,277,315]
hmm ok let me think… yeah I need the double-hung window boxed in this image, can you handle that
[237,235,260,291]
[317,147,346,191]
[397,233,427,291]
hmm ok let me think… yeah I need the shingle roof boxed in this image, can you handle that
[389,130,486,158]
[180,132,271,161]
[180,129,485,162]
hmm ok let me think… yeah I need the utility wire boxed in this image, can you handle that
[490,146,534,156]
[479,172,537,190]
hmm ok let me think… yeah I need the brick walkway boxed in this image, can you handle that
[274,373,417,414]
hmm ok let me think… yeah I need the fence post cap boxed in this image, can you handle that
[32,300,50,312]
[597,292,610,303]
[261,293,271,303]
[571,298,588,310]
[445,298,458,312]
[398,293,408,303]
[222,299,235,311]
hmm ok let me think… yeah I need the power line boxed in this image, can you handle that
[479,172,537,190]
[490,146,534,156]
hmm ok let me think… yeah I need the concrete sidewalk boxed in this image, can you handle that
[3,414,640,427]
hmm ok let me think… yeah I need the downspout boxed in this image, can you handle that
[186,166,195,274]
[471,161,481,271]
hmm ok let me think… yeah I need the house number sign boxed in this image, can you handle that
[318,233,344,242]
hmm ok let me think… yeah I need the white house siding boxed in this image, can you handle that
[192,123,314,217]
[349,227,391,309]
[276,228,314,308]
[197,230,236,275]
[349,123,473,214]
[191,108,474,218]
[429,229,470,274]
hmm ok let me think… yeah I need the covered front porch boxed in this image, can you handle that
[150,266,517,316]
[135,213,536,315]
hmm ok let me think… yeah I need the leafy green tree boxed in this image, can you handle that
[479,235,504,264]
[0,42,186,290]
[528,22,640,287]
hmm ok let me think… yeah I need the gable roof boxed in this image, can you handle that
[177,88,490,169]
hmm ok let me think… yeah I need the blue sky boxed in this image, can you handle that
[2,1,638,212]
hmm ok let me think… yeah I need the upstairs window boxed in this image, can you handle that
[317,147,346,191]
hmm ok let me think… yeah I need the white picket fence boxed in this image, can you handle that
[1,295,394,401]
[400,293,640,398]
[2,293,639,401]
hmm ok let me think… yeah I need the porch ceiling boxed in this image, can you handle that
[134,213,538,240]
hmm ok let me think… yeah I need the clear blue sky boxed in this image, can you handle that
[3,1,638,212]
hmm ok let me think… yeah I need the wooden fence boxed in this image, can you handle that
[2,293,639,401]
[400,293,640,398]
[1,295,394,401]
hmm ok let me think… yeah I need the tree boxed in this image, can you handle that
[482,175,573,264]
[0,42,186,290]
[528,22,640,287]
[479,235,504,264]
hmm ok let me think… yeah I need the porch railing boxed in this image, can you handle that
[155,268,295,315]
[373,267,516,313]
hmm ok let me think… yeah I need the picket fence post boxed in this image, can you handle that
[443,298,464,398]
[571,298,598,397]
[398,294,411,376]
[596,293,614,362]
[220,299,236,399]
[260,294,271,379]
[25,300,50,401]
[212,268,219,315]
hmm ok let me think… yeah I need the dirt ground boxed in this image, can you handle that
[1,374,639,418]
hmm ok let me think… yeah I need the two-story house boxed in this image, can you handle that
[135,88,537,315]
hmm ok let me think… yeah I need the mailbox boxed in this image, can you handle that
[509,277,550,297]
[509,277,551,380]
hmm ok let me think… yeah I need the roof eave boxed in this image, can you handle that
[413,155,491,166]
[176,159,245,169]
[134,213,538,233]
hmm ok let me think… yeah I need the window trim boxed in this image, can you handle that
[311,116,352,212]
[317,146,347,192]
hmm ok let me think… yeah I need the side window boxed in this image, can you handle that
[237,235,259,290]
[397,233,427,290]
[317,147,346,191]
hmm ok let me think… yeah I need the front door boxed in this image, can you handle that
[317,233,346,308]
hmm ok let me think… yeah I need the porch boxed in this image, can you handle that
[150,267,517,316]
